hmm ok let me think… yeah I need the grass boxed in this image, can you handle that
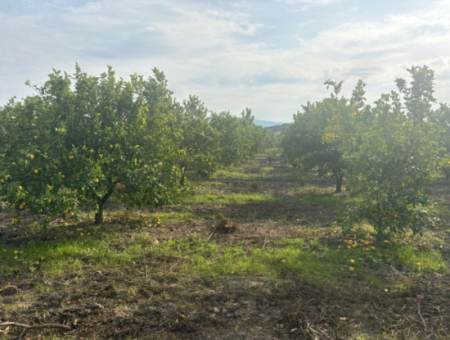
[1,153,450,339]
[1,229,446,293]
[182,193,273,205]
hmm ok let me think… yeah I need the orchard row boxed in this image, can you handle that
[281,66,447,239]
[0,65,273,224]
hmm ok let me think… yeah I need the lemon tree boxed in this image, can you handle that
[429,103,450,179]
[280,81,357,193]
[174,95,220,184]
[333,66,441,238]
[209,109,273,167]
[0,65,182,224]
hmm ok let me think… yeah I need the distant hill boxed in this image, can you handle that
[254,119,287,127]
[266,123,289,133]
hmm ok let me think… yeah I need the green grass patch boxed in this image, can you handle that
[183,193,273,205]
[299,195,343,208]
[212,169,262,179]
[395,246,447,272]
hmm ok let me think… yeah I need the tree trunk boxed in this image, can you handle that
[335,176,343,193]
[95,204,104,225]
[94,188,115,225]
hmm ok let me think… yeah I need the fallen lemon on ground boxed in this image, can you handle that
[349,267,354,272]
[350,259,355,264]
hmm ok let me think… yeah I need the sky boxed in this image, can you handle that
[1,0,450,122]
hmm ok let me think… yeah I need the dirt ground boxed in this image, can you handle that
[1,154,450,340]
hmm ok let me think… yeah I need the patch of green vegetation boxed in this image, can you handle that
[260,167,274,173]
[432,205,450,220]
[212,169,262,179]
[0,236,136,277]
[395,246,447,272]
[0,232,371,287]
[183,193,273,205]
[151,236,342,285]
[300,195,343,208]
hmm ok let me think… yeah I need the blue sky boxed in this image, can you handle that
[1,0,450,122]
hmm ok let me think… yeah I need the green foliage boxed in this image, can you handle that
[0,65,182,224]
[209,109,273,167]
[0,65,274,224]
[280,80,352,192]
[174,95,219,181]
[429,103,450,179]
[331,66,442,238]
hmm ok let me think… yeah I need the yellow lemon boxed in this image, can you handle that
[19,186,23,190]
[34,136,38,139]
[64,210,68,214]
[34,116,38,120]
[40,257,45,261]
[69,212,74,217]
[110,145,113,149]
[80,233,84,236]
[0,179,4,183]
[350,259,355,264]
[14,250,19,255]
[69,155,74,160]
[95,179,99,183]
[34,169,39,174]
[347,246,351,249]
[349,267,354,272]
[48,199,52,203]
[30,154,34,159]
[371,246,376,250]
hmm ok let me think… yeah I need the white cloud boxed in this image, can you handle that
[1,0,450,122]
